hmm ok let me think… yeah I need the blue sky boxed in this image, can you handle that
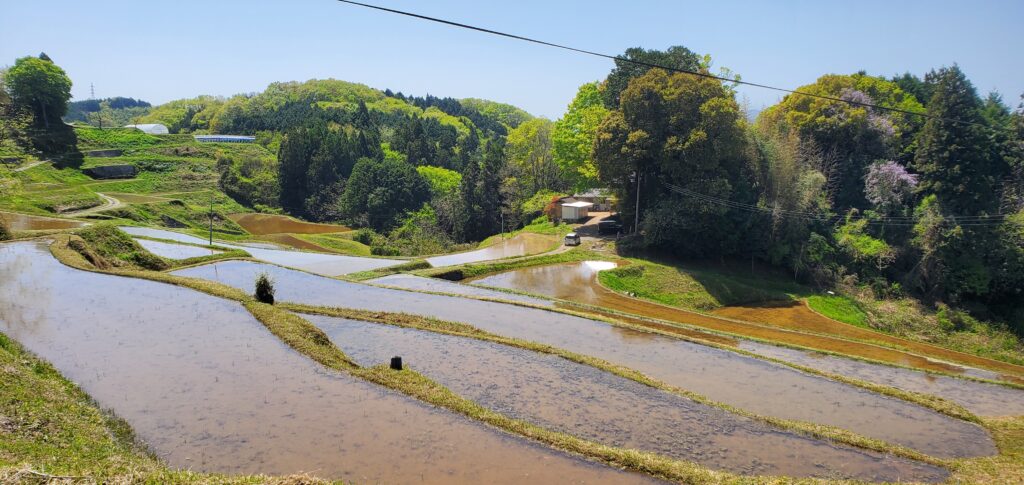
[2,0,1021,118]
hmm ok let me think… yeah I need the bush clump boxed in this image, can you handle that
[352,228,381,246]
[254,272,275,304]
[0,217,10,241]
[370,245,400,256]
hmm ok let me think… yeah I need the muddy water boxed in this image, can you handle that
[134,238,219,260]
[426,233,555,267]
[228,213,350,235]
[471,262,984,377]
[369,273,553,306]
[309,315,947,481]
[173,260,996,459]
[739,341,1024,417]
[258,233,335,252]
[0,242,653,484]
[714,301,1024,379]
[0,210,85,230]
[119,226,403,276]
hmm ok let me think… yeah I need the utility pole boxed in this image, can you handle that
[633,170,641,233]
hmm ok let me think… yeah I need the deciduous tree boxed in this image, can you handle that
[552,82,608,191]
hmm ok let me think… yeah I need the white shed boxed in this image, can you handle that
[123,123,169,135]
[560,200,594,222]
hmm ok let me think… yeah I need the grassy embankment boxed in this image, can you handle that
[599,256,1024,368]
[292,232,372,256]
[46,233,997,470]
[0,127,263,238]
[74,223,249,270]
[477,216,575,248]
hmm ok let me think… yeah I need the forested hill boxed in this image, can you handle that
[135,79,533,141]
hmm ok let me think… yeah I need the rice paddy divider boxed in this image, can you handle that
[361,278,1006,419]
[45,233,915,484]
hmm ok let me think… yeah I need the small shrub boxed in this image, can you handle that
[432,269,465,281]
[0,218,9,241]
[254,273,275,304]
[353,228,380,246]
[371,245,400,256]
[613,265,646,278]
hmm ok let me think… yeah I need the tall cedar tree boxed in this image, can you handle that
[911,66,1012,301]
[914,66,1008,216]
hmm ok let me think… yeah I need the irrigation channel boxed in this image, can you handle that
[468,261,1024,416]
[119,226,403,275]
[173,259,996,459]
[308,314,946,480]
[0,241,653,484]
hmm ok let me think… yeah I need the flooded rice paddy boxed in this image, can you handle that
[370,272,736,345]
[0,241,652,484]
[714,301,1024,379]
[134,238,220,260]
[228,213,350,235]
[426,233,555,267]
[369,273,553,306]
[738,341,1024,417]
[173,260,996,459]
[0,210,85,230]
[119,226,402,276]
[308,314,947,481]
[470,261,993,378]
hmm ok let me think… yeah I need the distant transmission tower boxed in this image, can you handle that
[90,83,95,99]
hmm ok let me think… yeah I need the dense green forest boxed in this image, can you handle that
[4,48,1023,333]
[64,96,151,127]
[586,47,1024,330]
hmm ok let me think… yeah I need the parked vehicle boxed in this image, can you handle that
[564,232,581,246]
[598,220,623,235]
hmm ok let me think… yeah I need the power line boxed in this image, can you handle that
[335,0,996,130]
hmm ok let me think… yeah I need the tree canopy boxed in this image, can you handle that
[5,54,72,129]
[594,68,749,255]
[602,46,703,109]
[553,82,609,191]
[339,157,430,232]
